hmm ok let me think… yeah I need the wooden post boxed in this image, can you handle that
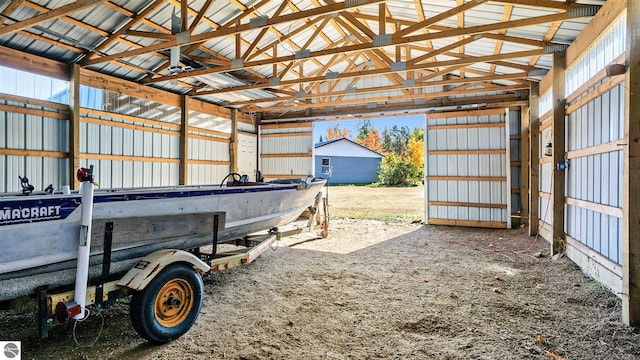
[69,64,81,190]
[179,95,189,185]
[230,109,238,173]
[520,104,530,221]
[623,0,640,326]
[528,83,540,236]
[551,51,566,255]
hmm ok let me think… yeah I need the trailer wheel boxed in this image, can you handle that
[129,263,204,344]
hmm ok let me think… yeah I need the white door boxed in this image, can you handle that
[237,132,257,179]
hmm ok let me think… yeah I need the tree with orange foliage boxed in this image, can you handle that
[361,129,385,154]
[325,124,349,140]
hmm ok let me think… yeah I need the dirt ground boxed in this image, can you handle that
[2,185,640,359]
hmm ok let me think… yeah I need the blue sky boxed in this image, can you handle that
[313,115,425,143]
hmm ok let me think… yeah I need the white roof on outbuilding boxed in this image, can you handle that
[315,138,384,158]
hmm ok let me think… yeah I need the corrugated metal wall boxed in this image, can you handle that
[425,108,511,228]
[0,95,70,193]
[259,122,314,179]
[80,86,181,187]
[188,109,230,186]
[535,10,626,294]
[1,72,241,192]
[565,83,624,264]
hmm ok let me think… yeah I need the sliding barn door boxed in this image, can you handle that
[425,109,511,229]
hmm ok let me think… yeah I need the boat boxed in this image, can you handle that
[0,170,326,302]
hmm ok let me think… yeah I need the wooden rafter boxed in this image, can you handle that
[255,84,529,112]
[231,72,529,106]
[490,4,514,73]
[0,0,104,37]
[195,48,542,96]
[86,0,386,66]
[88,0,165,59]
[0,0,603,118]
[139,9,584,84]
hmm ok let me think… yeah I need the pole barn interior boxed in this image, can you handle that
[1,0,640,326]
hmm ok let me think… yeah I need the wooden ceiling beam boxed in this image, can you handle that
[408,35,481,65]
[259,93,527,120]
[241,1,289,60]
[89,0,164,58]
[334,16,408,93]
[86,0,386,66]
[188,0,214,33]
[492,0,590,11]
[397,0,486,38]
[1,1,26,25]
[101,1,168,34]
[0,0,104,37]
[219,0,271,29]
[528,20,562,66]
[195,49,541,96]
[254,84,529,112]
[230,72,529,106]
[490,4,514,73]
[245,17,323,61]
[141,8,581,84]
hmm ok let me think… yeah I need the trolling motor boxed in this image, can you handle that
[18,176,35,195]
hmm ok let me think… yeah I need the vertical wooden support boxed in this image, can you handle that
[551,51,566,255]
[235,20,241,60]
[520,104,530,220]
[379,3,386,35]
[528,83,540,236]
[230,109,238,173]
[623,0,640,326]
[69,64,81,190]
[179,95,189,185]
[181,0,188,31]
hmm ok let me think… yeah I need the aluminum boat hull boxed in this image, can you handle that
[0,178,325,301]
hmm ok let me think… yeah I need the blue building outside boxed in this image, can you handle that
[314,138,384,184]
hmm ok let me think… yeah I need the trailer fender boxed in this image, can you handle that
[117,249,210,291]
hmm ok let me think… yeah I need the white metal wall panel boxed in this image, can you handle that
[565,13,626,96]
[425,110,511,228]
[188,126,231,186]
[565,83,624,264]
[260,124,314,179]
[0,96,69,193]
[80,114,180,188]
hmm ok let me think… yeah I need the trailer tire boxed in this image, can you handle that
[129,263,204,344]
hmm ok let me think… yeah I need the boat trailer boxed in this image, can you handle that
[1,174,328,344]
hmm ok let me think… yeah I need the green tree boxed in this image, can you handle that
[355,120,372,143]
[377,153,422,186]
